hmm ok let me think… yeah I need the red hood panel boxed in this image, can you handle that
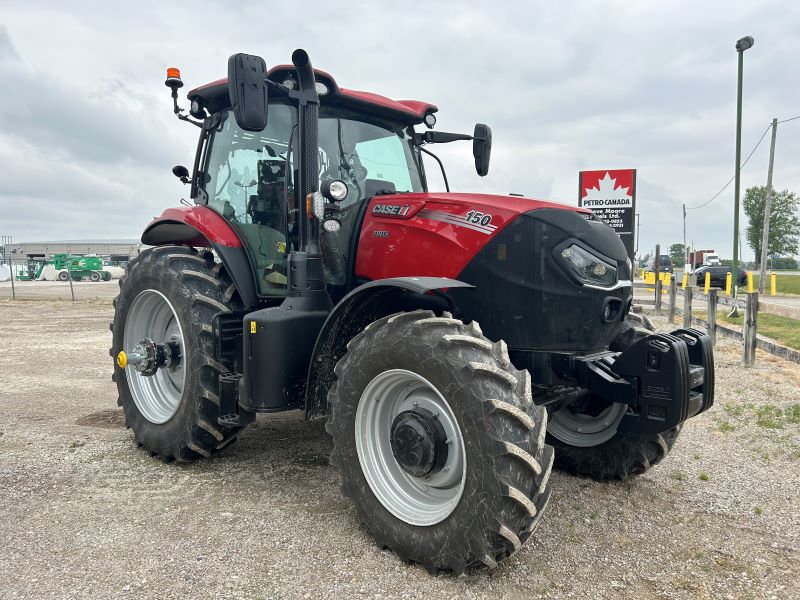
[383,192,588,215]
[355,192,582,282]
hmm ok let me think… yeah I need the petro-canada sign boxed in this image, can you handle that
[578,169,637,263]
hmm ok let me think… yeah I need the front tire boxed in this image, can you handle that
[547,314,681,481]
[110,246,244,461]
[327,310,553,573]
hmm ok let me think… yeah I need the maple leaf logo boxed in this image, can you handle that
[583,172,632,201]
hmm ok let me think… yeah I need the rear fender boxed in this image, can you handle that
[141,206,259,307]
[304,277,474,419]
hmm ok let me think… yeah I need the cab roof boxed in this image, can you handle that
[187,64,437,126]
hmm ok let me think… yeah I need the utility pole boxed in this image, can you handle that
[635,213,640,257]
[682,203,687,268]
[730,35,754,318]
[758,118,778,293]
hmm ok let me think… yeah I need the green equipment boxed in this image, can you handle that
[50,254,112,282]
[15,259,44,281]
[15,254,112,282]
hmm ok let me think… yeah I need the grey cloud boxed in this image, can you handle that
[0,24,18,60]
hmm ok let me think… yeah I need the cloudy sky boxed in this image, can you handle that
[1,0,799,260]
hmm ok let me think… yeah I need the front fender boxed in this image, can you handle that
[140,206,259,307]
[304,277,473,419]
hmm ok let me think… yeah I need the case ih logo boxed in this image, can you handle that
[578,169,637,262]
[372,204,411,217]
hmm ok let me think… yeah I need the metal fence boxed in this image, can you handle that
[639,277,800,365]
[0,257,121,301]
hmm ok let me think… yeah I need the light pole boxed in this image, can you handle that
[730,35,754,318]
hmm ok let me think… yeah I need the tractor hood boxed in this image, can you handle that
[375,191,590,218]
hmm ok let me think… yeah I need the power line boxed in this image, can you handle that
[687,123,772,210]
[777,114,800,124]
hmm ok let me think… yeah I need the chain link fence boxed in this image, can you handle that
[0,257,122,301]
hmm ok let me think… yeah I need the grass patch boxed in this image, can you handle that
[671,471,687,481]
[751,273,800,295]
[754,506,764,516]
[724,403,748,417]
[718,421,735,433]
[699,471,710,481]
[714,311,800,351]
[786,404,800,424]
[755,405,784,429]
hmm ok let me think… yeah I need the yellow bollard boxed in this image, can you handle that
[725,272,732,296]
[771,273,777,296]
[704,271,711,294]
[747,272,753,293]
[682,271,688,289]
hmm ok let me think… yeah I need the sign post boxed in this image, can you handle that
[578,169,637,265]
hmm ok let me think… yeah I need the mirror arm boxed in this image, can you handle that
[420,147,450,193]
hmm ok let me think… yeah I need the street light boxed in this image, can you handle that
[729,35,754,318]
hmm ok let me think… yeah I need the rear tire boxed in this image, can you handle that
[327,310,553,573]
[57,271,69,281]
[90,271,101,282]
[110,246,244,462]
[548,313,682,481]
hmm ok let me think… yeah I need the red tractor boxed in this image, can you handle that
[111,50,714,573]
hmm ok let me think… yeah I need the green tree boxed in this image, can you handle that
[744,186,800,264]
[669,243,686,264]
[772,256,798,270]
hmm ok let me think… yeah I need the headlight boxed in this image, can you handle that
[312,192,326,220]
[322,219,341,233]
[559,244,618,287]
[321,179,348,202]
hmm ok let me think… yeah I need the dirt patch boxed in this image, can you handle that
[76,409,126,429]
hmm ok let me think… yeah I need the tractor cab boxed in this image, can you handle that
[182,67,441,297]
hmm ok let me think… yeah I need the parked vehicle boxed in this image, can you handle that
[645,255,674,273]
[110,49,715,574]
[689,249,720,269]
[695,265,747,288]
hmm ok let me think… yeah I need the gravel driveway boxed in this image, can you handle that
[0,299,797,599]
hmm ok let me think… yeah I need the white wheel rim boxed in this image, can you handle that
[548,401,627,447]
[355,369,466,526]
[123,289,186,424]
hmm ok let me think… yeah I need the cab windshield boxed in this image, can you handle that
[202,103,423,296]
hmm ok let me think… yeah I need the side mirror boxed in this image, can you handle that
[472,123,492,177]
[227,53,269,132]
[172,165,190,184]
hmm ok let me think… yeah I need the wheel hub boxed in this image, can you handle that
[390,409,448,477]
[119,338,182,376]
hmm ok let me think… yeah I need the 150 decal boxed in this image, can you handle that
[465,210,493,226]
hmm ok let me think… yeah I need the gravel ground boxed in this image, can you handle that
[0,298,798,599]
